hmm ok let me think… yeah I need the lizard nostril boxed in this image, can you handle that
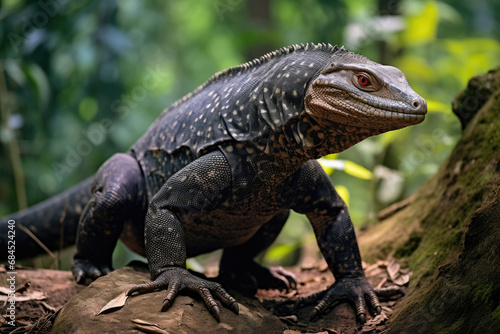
[412,101,420,108]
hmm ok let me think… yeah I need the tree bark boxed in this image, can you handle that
[359,67,500,334]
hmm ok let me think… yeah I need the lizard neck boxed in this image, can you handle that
[252,113,385,167]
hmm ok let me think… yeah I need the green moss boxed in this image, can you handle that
[436,318,464,334]
[473,284,493,305]
[492,304,500,325]
[381,72,500,334]
[394,232,422,258]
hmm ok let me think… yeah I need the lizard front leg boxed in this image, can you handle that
[291,161,381,323]
[128,150,238,322]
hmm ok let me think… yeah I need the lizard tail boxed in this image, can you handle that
[0,177,93,260]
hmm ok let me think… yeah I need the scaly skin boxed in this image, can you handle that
[0,43,426,323]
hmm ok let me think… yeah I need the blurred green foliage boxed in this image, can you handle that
[1,0,499,268]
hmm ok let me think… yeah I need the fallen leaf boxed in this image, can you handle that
[0,287,11,295]
[376,277,387,289]
[360,323,375,333]
[0,290,46,302]
[364,264,385,277]
[392,273,410,286]
[97,290,130,315]
[386,259,400,282]
[279,315,298,325]
[386,259,411,286]
[366,313,388,326]
[131,319,170,334]
[382,306,393,315]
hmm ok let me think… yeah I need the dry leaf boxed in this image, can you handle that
[0,287,11,295]
[364,264,385,277]
[376,277,387,289]
[366,313,388,326]
[97,290,130,315]
[386,259,410,286]
[131,319,170,334]
[392,273,410,286]
[382,306,393,315]
[279,315,298,325]
[0,290,46,302]
[386,259,400,282]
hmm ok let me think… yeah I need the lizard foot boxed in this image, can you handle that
[128,267,239,322]
[219,260,297,295]
[71,258,112,285]
[294,275,381,324]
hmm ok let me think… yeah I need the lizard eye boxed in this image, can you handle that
[357,75,370,86]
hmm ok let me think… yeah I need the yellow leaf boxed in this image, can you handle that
[404,1,439,45]
[318,155,342,176]
[395,55,434,82]
[426,99,450,113]
[335,185,350,207]
[343,161,373,180]
[265,243,297,261]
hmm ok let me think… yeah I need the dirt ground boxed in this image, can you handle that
[0,256,407,334]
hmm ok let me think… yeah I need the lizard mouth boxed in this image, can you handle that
[308,84,427,127]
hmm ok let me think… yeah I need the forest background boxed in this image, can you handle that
[0,0,499,269]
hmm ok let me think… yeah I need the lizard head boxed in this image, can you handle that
[304,56,427,131]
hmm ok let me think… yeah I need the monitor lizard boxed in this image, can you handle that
[0,43,426,323]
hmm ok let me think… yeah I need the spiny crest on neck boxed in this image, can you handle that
[167,43,348,111]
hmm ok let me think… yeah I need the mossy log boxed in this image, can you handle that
[358,68,500,334]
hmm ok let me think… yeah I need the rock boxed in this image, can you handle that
[52,265,287,334]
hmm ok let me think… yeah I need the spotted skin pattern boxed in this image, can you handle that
[0,43,426,323]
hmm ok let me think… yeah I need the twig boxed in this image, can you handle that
[57,202,70,270]
[377,194,416,221]
[17,224,56,260]
[0,61,27,210]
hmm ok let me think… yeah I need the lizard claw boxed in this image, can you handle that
[129,267,238,322]
[161,299,172,312]
[72,258,112,285]
[229,301,240,315]
[210,305,221,322]
[296,276,380,324]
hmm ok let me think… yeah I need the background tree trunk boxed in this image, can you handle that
[359,67,500,334]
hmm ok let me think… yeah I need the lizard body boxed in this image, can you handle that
[1,43,426,322]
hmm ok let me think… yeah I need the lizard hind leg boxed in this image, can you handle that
[218,210,297,295]
[72,153,147,285]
